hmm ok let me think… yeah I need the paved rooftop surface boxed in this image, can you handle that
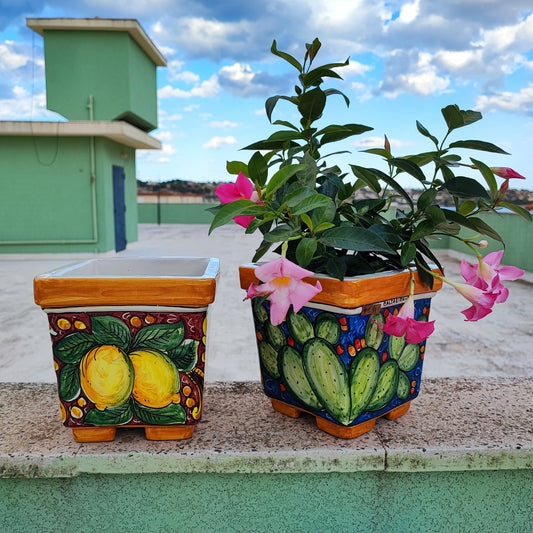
[1,223,532,383]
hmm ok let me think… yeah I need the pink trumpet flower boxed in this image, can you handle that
[490,167,526,180]
[382,294,435,344]
[447,280,498,321]
[461,250,524,304]
[246,257,322,326]
[215,172,260,228]
[491,167,526,204]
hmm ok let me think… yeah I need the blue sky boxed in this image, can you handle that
[1,0,533,189]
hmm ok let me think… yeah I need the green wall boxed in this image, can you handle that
[138,203,215,224]
[0,136,137,253]
[43,30,158,131]
[1,470,531,532]
[430,212,533,272]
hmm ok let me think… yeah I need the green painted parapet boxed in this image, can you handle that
[137,203,216,224]
[1,380,532,532]
[430,212,533,272]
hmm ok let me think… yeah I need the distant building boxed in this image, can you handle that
[0,18,166,253]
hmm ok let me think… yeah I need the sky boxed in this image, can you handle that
[1,0,533,190]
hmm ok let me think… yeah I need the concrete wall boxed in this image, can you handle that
[43,30,158,131]
[0,136,137,253]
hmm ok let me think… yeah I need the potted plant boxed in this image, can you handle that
[209,38,530,438]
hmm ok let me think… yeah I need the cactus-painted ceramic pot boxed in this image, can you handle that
[34,257,219,443]
[239,264,443,439]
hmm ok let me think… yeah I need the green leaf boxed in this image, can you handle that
[85,401,134,426]
[226,160,248,176]
[91,316,131,350]
[319,123,372,145]
[298,87,326,124]
[263,164,307,198]
[300,213,313,230]
[411,219,436,241]
[417,189,437,210]
[291,193,333,216]
[461,109,483,126]
[54,332,97,364]
[168,340,199,371]
[498,201,533,221]
[273,119,299,131]
[58,364,80,401]
[424,205,446,224]
[296,238,317,267]
[458,200,477,216]
[416,121,438,146]
[319,227,394,252]
[252,240,275,262]
[449,140,509,154]
[401,242,416,266]
[441,104,465,131]
[323,88,350,107]
[264,225,297,243]
[390,158,426,182]
[132,322,185,352]
[247,151,268,187]
[271,40,303,72]
[350,165,381,194]
[133,401,187,425]
[284,187,315,208]
[442,209,503,242]
[302,66,343,87]
[471,158,498,196]
[442,177,490,199]
[209,199,262,233]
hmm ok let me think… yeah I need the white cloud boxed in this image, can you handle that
[0,86,57,119]
[202,136,237,149]
[0,41,29,70]
[209,120,238,128]
[184,104,200,112]
[138,142,177,163]
[153,130,173,141]
[397,0,421,24]
[378,51,450,98]
[335,61,372,78]
[476,85,533,115]
[166,113,183,121]
[158,75,220,98]
[354,136,410,149]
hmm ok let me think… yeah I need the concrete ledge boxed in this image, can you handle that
[1,379,532,478]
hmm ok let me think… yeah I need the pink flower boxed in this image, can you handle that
[490,167,526,180]
[246,257,322,326]
[382,294,435,344]
[491,167,526,205]
[215,172,260,228]
[447,280,498,321]
[461,251,524,304]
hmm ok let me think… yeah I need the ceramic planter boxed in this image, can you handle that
[34,257,219,442]
[239,265,443,439]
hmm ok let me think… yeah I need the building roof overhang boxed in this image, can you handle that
[0,121,162,150]
[26,17,167,67]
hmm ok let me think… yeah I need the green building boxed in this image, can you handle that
[0,18,166,254]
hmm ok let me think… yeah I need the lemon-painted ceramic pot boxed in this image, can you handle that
[34,257,218,442]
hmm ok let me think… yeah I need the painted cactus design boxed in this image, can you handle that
[251,297,432,426]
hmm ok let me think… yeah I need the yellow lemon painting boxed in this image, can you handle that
[80,345,135,410]
[129,349,182,408]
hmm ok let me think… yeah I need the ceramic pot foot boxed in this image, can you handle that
[384,401,411,420]
[271,398,303,418]
[144,425,195,440]
[72,427,117,443]
[269,399,412,439]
